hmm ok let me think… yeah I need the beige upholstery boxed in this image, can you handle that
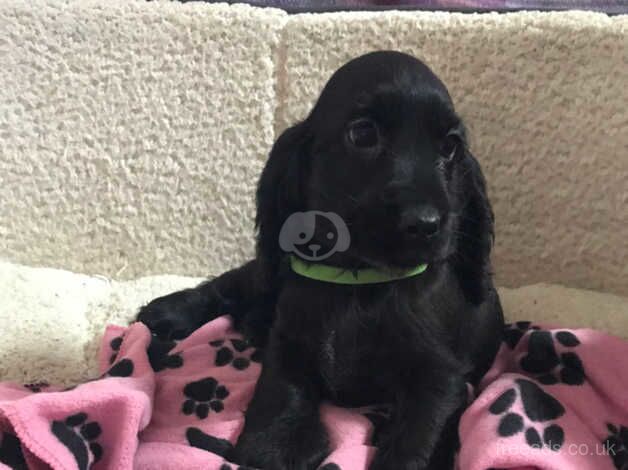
[0,1,286,279]
[1,1,626,294]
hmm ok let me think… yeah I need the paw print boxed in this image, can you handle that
[0,432,27,469]
[186,427,233,458]
[147,336,184,372]
[51,412,103,470]
[503,321,540,349]
[23,381,49,393]
[210,338,262,371]
[102,334,135,377]
[108,336,123,364]
[603,423,628,469]
[489,379,565,451]
[105,358,134,378]
[185,427,254,469]
[182,377,229,419]
[520,330,585,385]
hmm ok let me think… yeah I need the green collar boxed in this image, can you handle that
[289,255,428,285]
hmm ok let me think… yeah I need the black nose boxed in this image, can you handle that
[399,205,441,238]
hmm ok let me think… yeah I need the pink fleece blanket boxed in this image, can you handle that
[1,317,628,470]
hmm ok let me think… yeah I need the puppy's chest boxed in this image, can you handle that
[315,322,395,405]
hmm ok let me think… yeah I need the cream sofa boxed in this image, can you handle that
[0,1,626,386]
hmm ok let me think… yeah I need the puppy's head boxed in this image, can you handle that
[257,51,493,302]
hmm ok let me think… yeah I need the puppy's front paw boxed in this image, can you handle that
[136,289,217,340]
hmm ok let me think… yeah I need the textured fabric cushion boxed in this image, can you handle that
[0,261,204,386]
[0,0,286,279]
[1,261,627,386]
[0,3,626,297]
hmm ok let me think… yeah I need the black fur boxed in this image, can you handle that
[137,51,504,469]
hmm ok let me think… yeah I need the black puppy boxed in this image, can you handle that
[138,51,504,469]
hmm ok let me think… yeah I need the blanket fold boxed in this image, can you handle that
[1,318,627,470]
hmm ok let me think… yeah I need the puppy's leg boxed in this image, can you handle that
[137,260,272,341]
[425,401,465,469]
[370,365,467,470]
[231,337,329,470]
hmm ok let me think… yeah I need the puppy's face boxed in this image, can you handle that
[303,52,466,269]
[257,51,492,290]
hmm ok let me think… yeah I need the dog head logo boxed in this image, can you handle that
[279,211,350,261]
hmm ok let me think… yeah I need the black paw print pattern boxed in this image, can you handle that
[104,335,134,377]
[319,464,342,469]
[519,330,585,385]
[0,432,27,470]
[503,322,540,349]
[186,427,257,470]
[489,378,565,451]
[182,377,229,419]
[105,358,134,378]
[210,339,262,371]
[147,336,184,372]
[23,381,49,393]
[51,412,103,470]
[108,336,123,365]
[604,423,628,469]
[186,427,233,458]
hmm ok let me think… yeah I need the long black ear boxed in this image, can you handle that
[453,150,495,305]
[255,121,309,281]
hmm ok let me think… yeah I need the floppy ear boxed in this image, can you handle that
[255,121,310,279]
[453,150,495,305]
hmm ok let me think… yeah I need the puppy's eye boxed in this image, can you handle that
[439,132,461,162]
[347,119,379,149]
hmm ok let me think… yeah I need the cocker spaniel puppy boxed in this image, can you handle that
[138,51,504,470]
